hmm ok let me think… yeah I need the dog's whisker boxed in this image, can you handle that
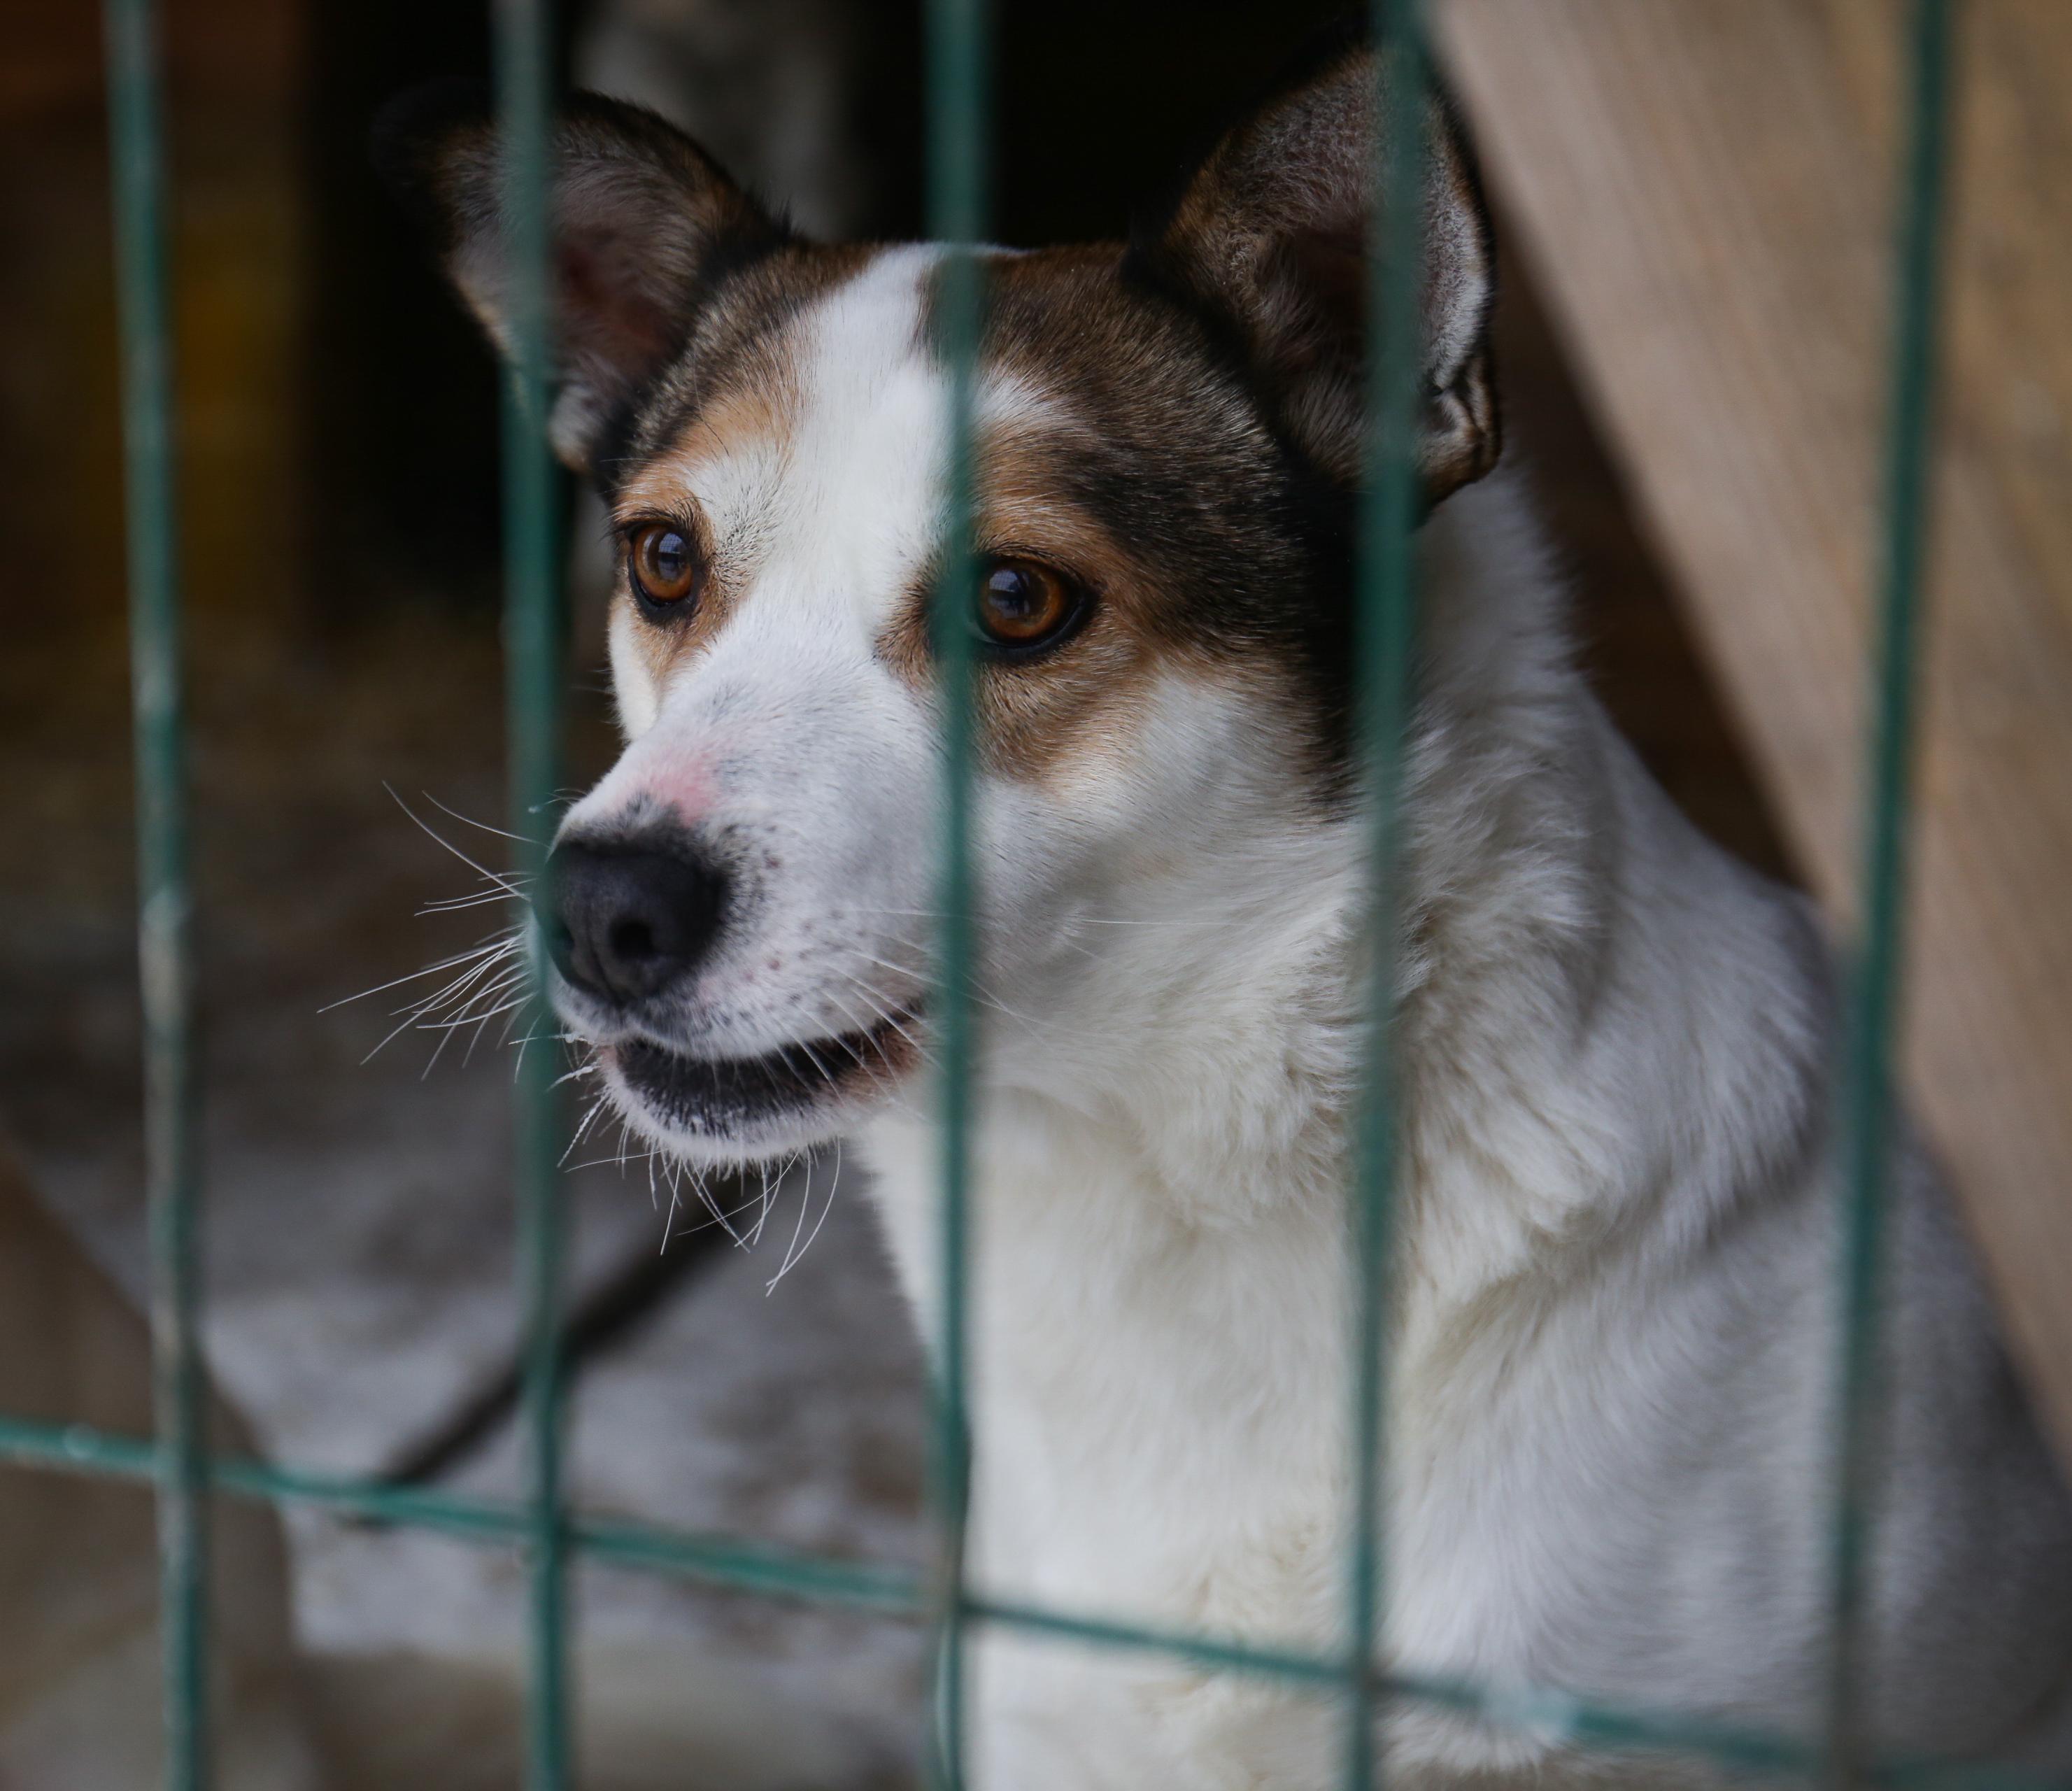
[418,789,536,847]
[671,1173,773,1242]
[416,966,527,1063]
[821,989,903,1072]
[399,961,525,1034]
[419,958,528,1014]
[835,977,939,1068]
[690,1163,744,1245]
[393,968,513,1029]
[431,967,531,1021]
[504,1022,562,1079]
[320,935,516,1013]
[418,1017,461,1080]
[455,1014,497,1069]
[418,886,532,916]
[844,954,1095,1061]
[562,1146,666,1174]
[767,1145,839,1293]
[376,935,523,1019]
[1065,914,1257,930]
[574,1094,611,1148]
[767,1156,818,1291]
[385,782,533,901]
[360,984,474,1067]
[439,997,527,1067]
[560,1092,611,1166]
[750,1158,778,1248]
[841,902,1255,933]
[791,1036,844,1088]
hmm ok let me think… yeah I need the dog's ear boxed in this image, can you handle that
[374,82,787,474]
[1142,31,1498,502]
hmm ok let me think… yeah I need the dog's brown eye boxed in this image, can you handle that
[977,558,1081,653]
[627,523,702,609]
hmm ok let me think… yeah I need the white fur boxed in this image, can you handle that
[566,251,2072,1789]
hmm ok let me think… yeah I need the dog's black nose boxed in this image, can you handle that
[546,837,726,1006]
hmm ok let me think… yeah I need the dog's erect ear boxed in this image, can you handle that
[374,83,786,473]
[1144,32,1498,502]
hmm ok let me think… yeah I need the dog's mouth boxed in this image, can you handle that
[599,1005,923,1143]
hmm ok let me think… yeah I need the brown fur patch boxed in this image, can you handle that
[611,383,793,690]
[604,241,875,693]
[881,244,1355,791]
[876,381,1237,786]
[609,241,874,489]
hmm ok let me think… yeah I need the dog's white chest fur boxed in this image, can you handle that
[856,480,2072,1789]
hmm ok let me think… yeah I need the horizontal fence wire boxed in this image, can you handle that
[1826,1,1958,1787]
[3,3,2047,1791]
[488,0,572,1783]
[1344,1,1431,1786]
[102,0,211,1785]
[0,1411,2064,1791]
[0,1409,2064,1791]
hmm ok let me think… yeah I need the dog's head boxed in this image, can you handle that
[378,31,1497,1166]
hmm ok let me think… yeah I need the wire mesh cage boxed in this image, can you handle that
[0,1,2041,1789]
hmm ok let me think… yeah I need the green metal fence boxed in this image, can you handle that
[0,0,2048,1788]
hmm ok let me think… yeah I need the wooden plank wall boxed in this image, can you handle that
[1433,1,2072,1452]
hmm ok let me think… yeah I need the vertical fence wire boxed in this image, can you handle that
[1826,0,1958,1783]
[102,2,211,1785]
[491,0,571,1784]
[1344,6,1430,1789]
[924,0,990,1785]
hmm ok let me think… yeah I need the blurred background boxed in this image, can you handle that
[2,0,2064,1785]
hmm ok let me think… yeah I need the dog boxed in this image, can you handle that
[378,24,2072,1788]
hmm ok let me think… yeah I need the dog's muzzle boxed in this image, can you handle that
[542,825,923,1152]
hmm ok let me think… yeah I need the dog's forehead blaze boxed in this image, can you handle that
[602,239,1341,791]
